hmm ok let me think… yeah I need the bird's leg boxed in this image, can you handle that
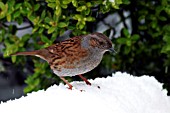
[78,74,91,85]
[60,77,73,90]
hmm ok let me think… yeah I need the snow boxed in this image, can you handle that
[0,72,170,113]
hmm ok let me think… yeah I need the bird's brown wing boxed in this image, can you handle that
[46,36,88,71]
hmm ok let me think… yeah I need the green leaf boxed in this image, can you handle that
[51,31,58,42]
[0,2,5,8]
[116,37,127,44]
[72,0,78,7]
[159,16,167,21]
[58,22,67,28]
[122,0,130,4]
[131,34,140,41]
[24,77,40,93]
[21,7,29,15]
[163,34,170,44]
[0,35,2,42]
[12,56,16,63]
[61,4,68,9]
[59,29,65,35]
[41,35,50,43]
[0,2,8,19]
[111,3,119,9]
[14,10,20,18]
[32,26,39,33]
[126,40,132,46]
[45,17,51,23]
[161,45,170,53]
[151,21,157,29]
[18,42,24,47]
[73,14,83,21]
[122,28,130,38]
[44,24,50,29]
[16,17,23,25]
[85,8,91,15]
[1,29,5,37]
[48,26,56,34]
[86,17,95,21]
[39,27,44,34]
[4,45,18,57]
[68,25,76,30]
[86,2,92,7]
[41,10,46,19]
[7,14,11,22]
[55,6,61,16]
[8,0,15,7]
[24,1,32,9]
[76,6,87,11]
[33,16,40,24]
[46,0,56,2]
[165,6,170,15]
[62,0,71,4]
[78,23,85,29]
[124,47,131,54]
[21,34,30,42]
[48,3,56,8]
[163,25,170,32]
[34,4,40,11]
[15,3,22,10]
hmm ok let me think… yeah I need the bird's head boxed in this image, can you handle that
[86,32,115,53]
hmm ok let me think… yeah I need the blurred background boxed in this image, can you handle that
[0,0,170,102]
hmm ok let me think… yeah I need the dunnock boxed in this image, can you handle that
[11,32,114,89]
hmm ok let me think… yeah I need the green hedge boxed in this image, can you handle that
[0,0,170,95]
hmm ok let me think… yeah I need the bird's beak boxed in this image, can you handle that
[108,48,117,53]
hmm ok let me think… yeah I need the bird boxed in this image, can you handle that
[11,32,114,90]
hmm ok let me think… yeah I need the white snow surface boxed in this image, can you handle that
[0,72,170,113]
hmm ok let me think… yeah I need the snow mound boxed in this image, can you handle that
[0,72,170,113]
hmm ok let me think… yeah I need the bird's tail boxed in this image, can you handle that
[11,50,38,56]
[11,49,50,62]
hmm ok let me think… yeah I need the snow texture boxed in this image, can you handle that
[0,72,170,113]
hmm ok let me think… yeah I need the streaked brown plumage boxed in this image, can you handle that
[11,32,114,89]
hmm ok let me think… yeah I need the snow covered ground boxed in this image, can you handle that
[0,72,170,113]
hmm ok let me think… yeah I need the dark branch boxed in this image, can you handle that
[1,22,32,30]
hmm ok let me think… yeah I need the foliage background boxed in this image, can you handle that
[0,0,170,97]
